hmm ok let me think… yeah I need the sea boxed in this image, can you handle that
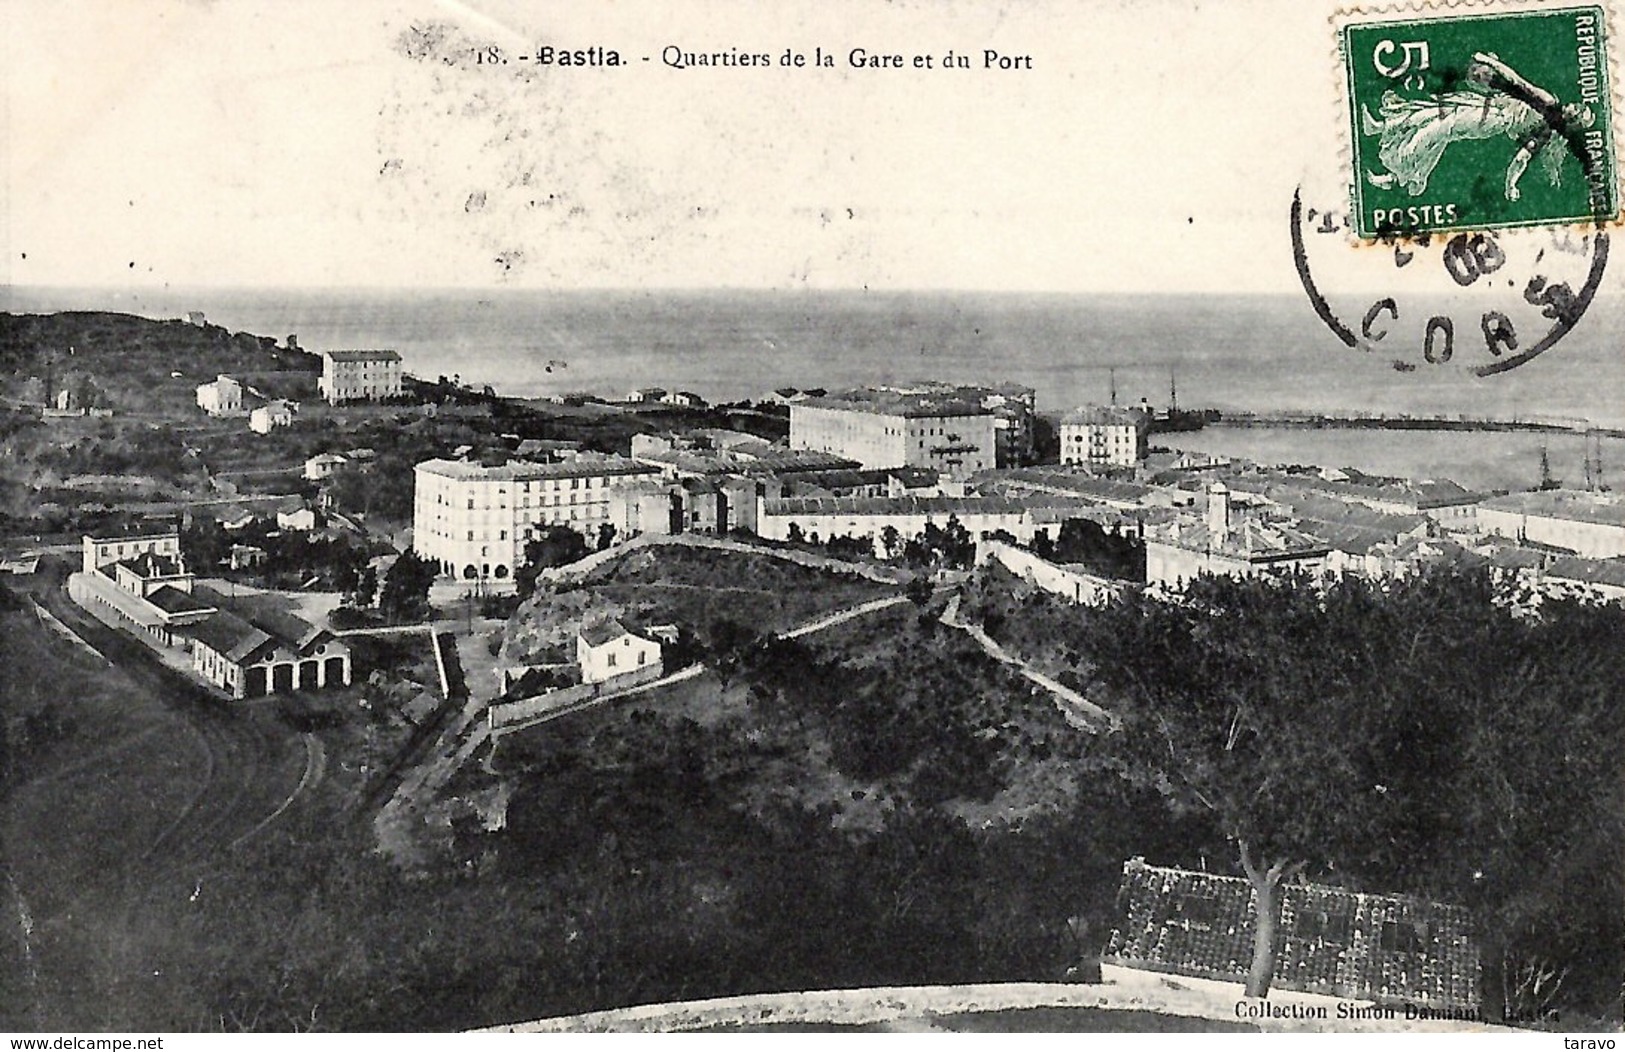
[5,285,1624,494]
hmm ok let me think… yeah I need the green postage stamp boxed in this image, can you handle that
[1342,3,1619,238]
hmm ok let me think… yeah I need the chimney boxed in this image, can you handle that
[1206,482,1231,541]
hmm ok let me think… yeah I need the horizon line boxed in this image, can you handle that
[4,283,1323,298]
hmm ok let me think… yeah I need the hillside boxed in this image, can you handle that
[0,311,319,414]
[502,543,898,663]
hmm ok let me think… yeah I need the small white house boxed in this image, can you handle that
[196,375,243,416]
[249,400,294,434]
[276,507,317,532]
[576,619,663,684]
[304,453,349,481]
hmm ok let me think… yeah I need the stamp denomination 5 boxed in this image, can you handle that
[1342,5,1619,238]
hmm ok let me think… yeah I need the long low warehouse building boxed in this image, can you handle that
[1477,489,1625,558]
[756,494,1110,552]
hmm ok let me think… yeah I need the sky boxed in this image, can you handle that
[0,0,1538,293]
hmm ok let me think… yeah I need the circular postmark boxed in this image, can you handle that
[1291,190,1609,376]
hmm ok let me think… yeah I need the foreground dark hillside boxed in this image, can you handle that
[7,559,1619,1030]
[963,562,1625,1026]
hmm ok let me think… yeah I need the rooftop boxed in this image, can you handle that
[190,590,329,655]
[1546,555,1625,588]
[763,494,1100,517]
[787,467,938,495]
[579,618,640,647]
[113,552,187,579]
[1232,485,1431,536]
[634,446,859,476]
[188,609,274,662]
[145,585,215,616]
[84,522,180,543]
[1060,405,1151,427]
[978,467,1157,506]
[1148,515,1329,562]
[1479,488,1625,527]
[794,390,992,419]
[1296,520,1403,556]
[1257,471,1482,510]
[323,349,402,363]
[1476,542,1548,570]
[514,438,582,457]
[416,455,661,482]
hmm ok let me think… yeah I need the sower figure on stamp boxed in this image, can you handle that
[1361,51,1595,201]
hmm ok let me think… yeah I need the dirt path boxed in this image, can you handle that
[782,595,911,639]
[228,734,325,850]
[940,595,1113,731]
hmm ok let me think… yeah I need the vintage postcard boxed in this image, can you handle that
[2,0,1621,1039]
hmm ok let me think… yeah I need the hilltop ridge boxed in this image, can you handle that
[0,311,320,415]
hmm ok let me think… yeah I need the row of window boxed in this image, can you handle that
[453,492,601,510]
[95,540,175,559]
[424,506,608,543]
[422,504,611,530]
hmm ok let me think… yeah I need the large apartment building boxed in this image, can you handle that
[1059,405,1150,467]
[412,455,661,580]
[865,381,1036,467]
[789,392,998,478]
[319,349,403,404]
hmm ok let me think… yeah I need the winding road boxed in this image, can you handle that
[939,594,1114,731]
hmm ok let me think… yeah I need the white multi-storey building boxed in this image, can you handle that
[82,524,183,575]
[195,375,242,415]
[413,455,662,580]
[1059,405,1150,467]
[789,396,997,479]
[319,349,403,404]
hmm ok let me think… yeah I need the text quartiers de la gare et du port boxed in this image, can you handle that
[471,44,1034,71]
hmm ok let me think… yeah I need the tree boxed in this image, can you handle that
[343,562,377,609]
[880,525,902,560]
[1065,565,1625,1007]
[708,618,763,691]
[515,527,590,600]
[1054,518,1145,580]
[379,550,436,622]
[823,533,871,561]
[596,522,617,552]
[181,519,230,572]
[1079,572,1395,997]
[940,515,975,569]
